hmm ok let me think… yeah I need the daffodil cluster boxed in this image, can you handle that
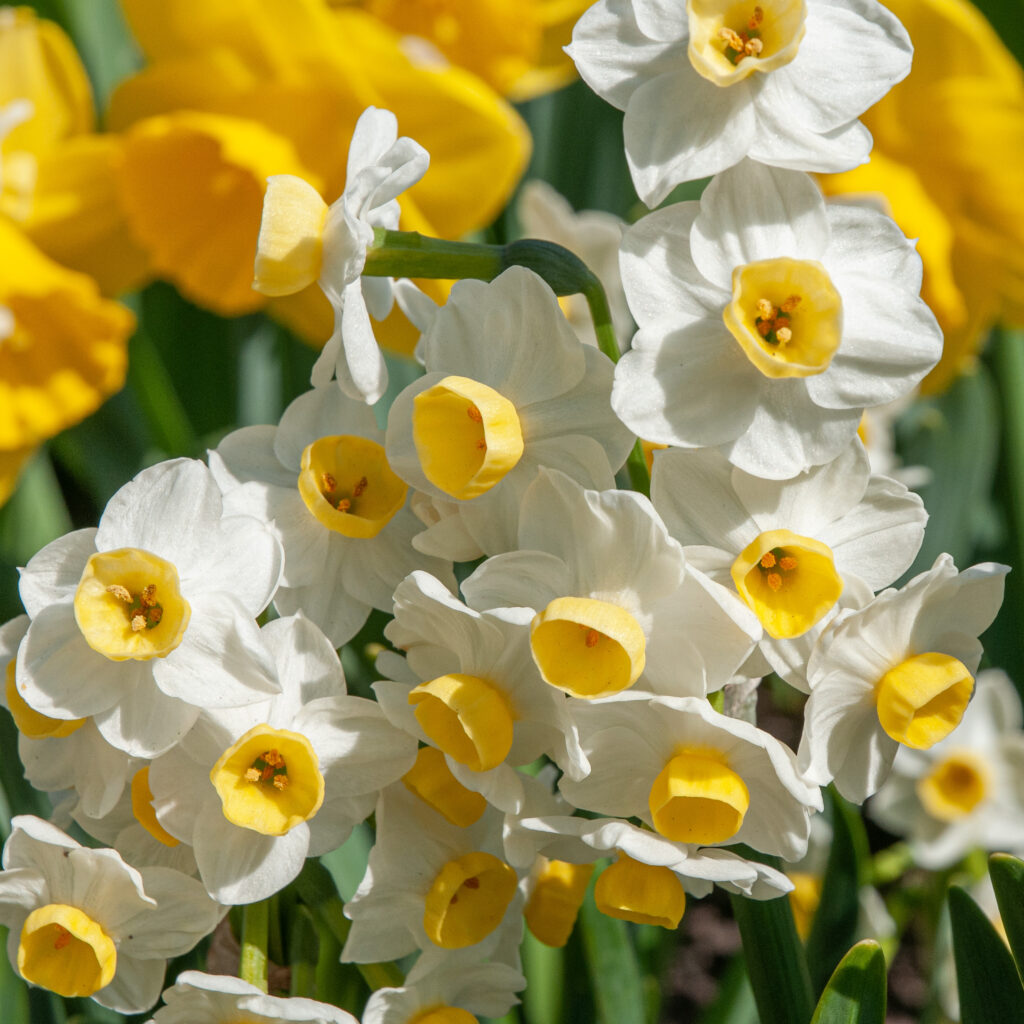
[0,0,1020,1022]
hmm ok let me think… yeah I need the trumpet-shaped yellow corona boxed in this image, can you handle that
[875,652,974,749]
[402,746,488,826]
[298,435,408,539]
[210,725,324,836]
[74,548,190,661]
[412,376,524,500]
[723,258,842,378]
[130,766,180,848]
[423,851,518,949]
[649,749,750,844]
[18,903,116,998]
[688,0,807,87]
[408,674,515,772]
[524,857,594,947]
[410,1006,478,1024]
[594,852,686,929]
[731,529,843,639]
[916,749,992,821]
[530,596,646,698]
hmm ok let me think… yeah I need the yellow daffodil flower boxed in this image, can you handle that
[820,0,1024,393]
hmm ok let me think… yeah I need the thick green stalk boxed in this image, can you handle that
[240,899,270,992]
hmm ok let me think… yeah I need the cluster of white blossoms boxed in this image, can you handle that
[0,4,1019,1022]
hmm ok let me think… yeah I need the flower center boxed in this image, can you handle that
[688,0,806,86]
[130,766,179,848]
[723,258,843,378]
[402,746,488,826]
[412,375,525,500]
[916,750,992,822]
[730,529,843,638]
[5,659,85,739]
[423,851,518,949]
[298,435,408,539]
[524,857,594,948]
[73,548,190,661]
[410,1006,478,1024]
[408,674,515,772]
[875,653,975,749]
[594,852,686,929]
[210,724,324,836]
[18,903,116,998]
[530,596,646,699]
[649,748,750,844]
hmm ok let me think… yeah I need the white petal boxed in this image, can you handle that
[18,529,97,616]
[93,954,164,1015]
[274,383,382,472]
[335,281,388,404]
[691,162,830,286]
[748,110,872,173]
[120,866,220,958]
[92,682,198,759]
[153,593,279,707]
[209,425,296,491]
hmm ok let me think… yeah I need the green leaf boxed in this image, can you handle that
[579,883,647,1024]
[729,847,814,1024]
[989,853,1024,984]
[806,790,870,994]
[810,940,886,1024]
[949,884,1024,1024]
[521,929,566,1024]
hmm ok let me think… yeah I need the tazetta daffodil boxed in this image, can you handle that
[147,614,417,904]
[567,0,912,205]
[613,160,942,478]
[253,106,428,404]
[0,816,219,1013]
[798,554,1009,803]
[15,459,282,758]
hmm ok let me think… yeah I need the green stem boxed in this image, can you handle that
[364,229,652,496]
[295,859,404,991]
[240,899,270,992]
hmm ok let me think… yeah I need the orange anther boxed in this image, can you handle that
[585,629,600,648]
[131,613,147,632]
[760,552,777,569]
[781,295,802,313]
[766,572,783,592]
[779,556,798,571]
[749,6,764,27]
[756,298,775,320]
[757,320,774,337]
[476,440,487,450]
[463,876,481,890]
[106,584,131,603]
[148,606,163,625]
[353,476,368,497]
[245,767,262,782]
[336,498,351,512]
[775,325,792,343]
[263,749,285,768]
[272,774,290,791]
[321,472,337,492]
[467,406,483,423]
[54,928,71,950]
[140,584,157,607]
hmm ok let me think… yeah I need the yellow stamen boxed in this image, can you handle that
[760,552,777,569]
[105,584,131,603]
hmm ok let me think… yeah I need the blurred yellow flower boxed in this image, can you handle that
[110,0,530,347]
[0,220,134,493]
[820,0,1024,394]
[0,6,150,296]
[332,0,590,100]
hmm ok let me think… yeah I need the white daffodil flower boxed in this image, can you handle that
[505,814,794,921]
[559,693,822,861]
[868,669,1024,868]
[343,784,525,965]
[567,0,911,205]
[799,555,1009,803]
[385,267,635,555]
[517,180,633,348]
[613,161,942,479]
[15,459,282,758]
[0,816,219,1013]
[374,571,588,813]
[362,949,525,1024]
[461,469,760,701]
[0,615,140,819]
[148,614,417,905]
[253,106,429,404]
[209,383,454,648]
[147,970,358,1024]
[651,441,926,687]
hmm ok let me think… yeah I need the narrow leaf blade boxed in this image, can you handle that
[810,940,886,1024]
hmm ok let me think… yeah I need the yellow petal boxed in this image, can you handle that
[524,857,593,947]
[423,851,517,949]
[594,852,686,929]
[18,904,116,998]
[0,221,132,451]
[875,652,974,749]
[0,445,34,508]
[5,133,152,295]
[0,7,94,155]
